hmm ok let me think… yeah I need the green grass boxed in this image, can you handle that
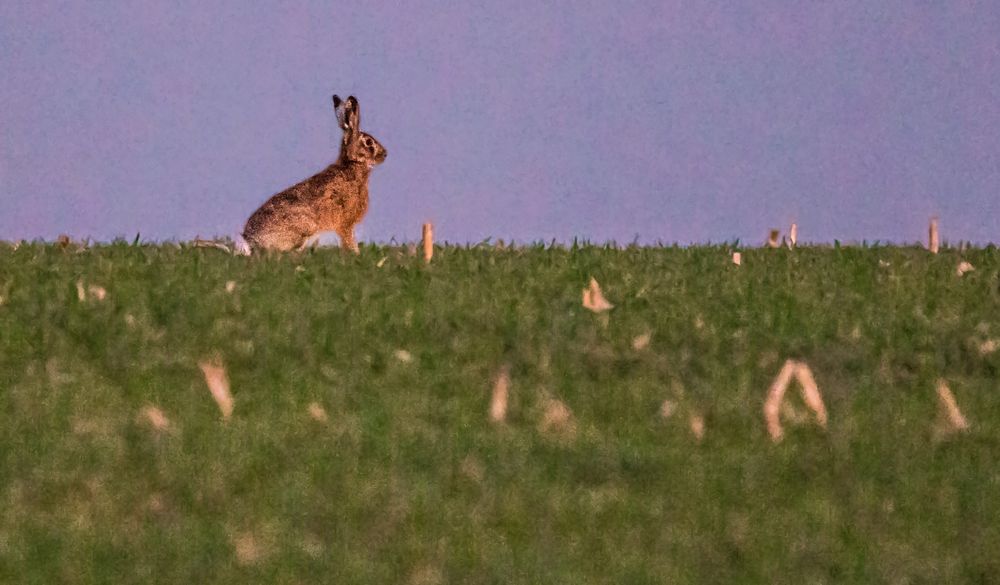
[1,241,999,584]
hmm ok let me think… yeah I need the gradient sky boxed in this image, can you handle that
[2,1,998,245]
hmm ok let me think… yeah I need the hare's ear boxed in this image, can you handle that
[332,95,349,131]
[344,96,360,134]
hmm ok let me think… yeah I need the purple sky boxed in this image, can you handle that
[2,1,998,245]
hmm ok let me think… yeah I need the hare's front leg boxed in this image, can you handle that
[337,227,360,254]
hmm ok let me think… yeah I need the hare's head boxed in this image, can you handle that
[333,95,387,169]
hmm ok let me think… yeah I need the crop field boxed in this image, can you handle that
[1,241,999,583]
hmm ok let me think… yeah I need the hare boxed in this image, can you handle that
[242,95,387,253]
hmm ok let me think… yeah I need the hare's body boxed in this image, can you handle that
[243,161,372,252]
[243,95,386,253]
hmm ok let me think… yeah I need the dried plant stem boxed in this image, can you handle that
[422,222,434,263]
[935,379,969,433]
[490,365,510,423]
[929,217,939,254]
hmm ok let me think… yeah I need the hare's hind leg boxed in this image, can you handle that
[336,227,360,254]
[251,229,310,252]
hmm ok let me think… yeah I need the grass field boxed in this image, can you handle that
[1,241,999,584]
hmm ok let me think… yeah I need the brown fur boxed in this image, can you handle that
[242,95,386,253]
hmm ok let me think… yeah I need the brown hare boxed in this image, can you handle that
[241,95,387,254]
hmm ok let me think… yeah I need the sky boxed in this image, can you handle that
[2,1,998,245]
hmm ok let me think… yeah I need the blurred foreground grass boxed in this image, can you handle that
[1,241,999,584]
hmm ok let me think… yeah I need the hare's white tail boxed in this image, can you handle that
[234,235,252,256]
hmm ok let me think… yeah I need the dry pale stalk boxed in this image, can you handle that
[408,564,444,585]
[689,413,705,442]
[139,405,171,432]
[767,229,781,248]
[307,402,328,422]
[225,280,237,293]
[232,532,262,566]
[956,261,974,277]
[929,217,940,254]
[193,238,233,253]
[793,362,828,428]
[732,252,741,266]
[147,493,166,513]
[935,380,969,433]
[788,223,798,248]
[631,332,651,350]
[764,360,829,441]
[490,365,510,423]
[76,280,107,302]
[199,358,233,420]
[582,277,614,313]
[764,359,799,441]
[659,399,676,419]
[393,349,413,363]
[540,398,574,434]
[422,222,434,263]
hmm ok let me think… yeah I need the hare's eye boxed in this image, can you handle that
[363,137,373,147]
